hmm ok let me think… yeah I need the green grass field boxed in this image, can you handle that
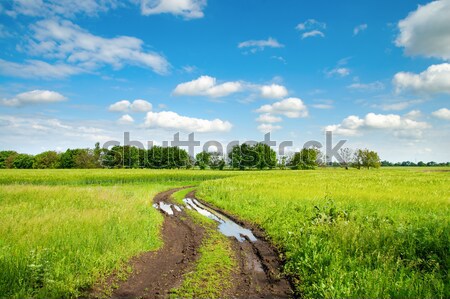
[0,168,448,298]
[197,168,450,298]
[0,170,233,298]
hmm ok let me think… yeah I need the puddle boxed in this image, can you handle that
[153,202,182,216]
[183,198,258,243]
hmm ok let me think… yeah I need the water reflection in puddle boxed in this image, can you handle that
[183,198,257,243]
[153,202,182,216]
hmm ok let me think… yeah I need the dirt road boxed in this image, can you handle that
[107,188,294,298]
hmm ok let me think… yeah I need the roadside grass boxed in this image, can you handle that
[197,168,450,298]
[170,188,236,299]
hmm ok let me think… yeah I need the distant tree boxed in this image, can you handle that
[209,152,225,170]
[339,148,354,169]
[289,148,319,170]
[228,143,277,170]
[0,151,18,169]
[74,149,100,169]
[417,161,426,167]
[427,161,437,167]
[33,151,61,169]
[278,156,287,170]
[12,154,34,169]
[196,151,211,170]
[354,149,381,169]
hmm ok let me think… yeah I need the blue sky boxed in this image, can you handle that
[0,0,449,162]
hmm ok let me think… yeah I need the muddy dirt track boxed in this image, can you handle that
[106,188,294,298]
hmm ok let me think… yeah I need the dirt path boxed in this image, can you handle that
[104,188,294,299]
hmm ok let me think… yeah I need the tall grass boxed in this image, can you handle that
[197,168,450,298]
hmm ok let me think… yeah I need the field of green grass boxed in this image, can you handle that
[0,170,233,298]
[197,168,450,298]
[0,168,448,298]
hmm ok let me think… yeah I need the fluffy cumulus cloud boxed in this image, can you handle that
[173,76,243,98]
[118,114,134,124]
[257,123,282,133]
[1,0,118,18]
[238,37,284,53]
[353,24,368,36]
[295,19,326,39]
[256,98,308,118]
[109,99,152,113]
[396,0,450,60]
[1,90,67,107]
[144,111,232,132]
[325,112,430,138]
[260,84,288,99]
[256,113,282,123]
[393,63,450,95]
[140,0,207,19]
[173,76,290,100]
[432,108,450,120]
[23,19,169,75]
[0,59,84,79]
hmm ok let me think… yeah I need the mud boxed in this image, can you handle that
[91,188,294,298]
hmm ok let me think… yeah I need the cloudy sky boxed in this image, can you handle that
[0,0,449,162]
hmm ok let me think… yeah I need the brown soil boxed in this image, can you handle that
[189,191,295,299]
[90,187,294,299]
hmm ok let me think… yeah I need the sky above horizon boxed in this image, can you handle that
[0,0,449,162]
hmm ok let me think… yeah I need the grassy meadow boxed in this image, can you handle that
[0,170,233,298]
[197,168,450,298]
[0,168,448,298]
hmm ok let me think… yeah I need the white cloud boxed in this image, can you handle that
[396,0,450,60]
[257,123,282,133]
[130,99,152,112]
[109,99,152,113]
[139,0,206,19]
[405,110,422,119]
[256,113,282,123]
[109,100,131,112]
[2,0,118,18]
[326,67,350,77]
[256,98,308,118]
[238,37,284,53]
[144,111,232,132]
[432,108,450,120]
[0,59,84,79]
[353,24,368,36]
[1,90,67,107]
[311,104,333,109]
[118,114,134,124]
[296,19,326,39]
[325,112,430,138]
[393,63,450,95]
[347,81,384,91]
[173,75,243,98]
[374,100,422,111]
[260,84,288,99]
[25,19,169,75]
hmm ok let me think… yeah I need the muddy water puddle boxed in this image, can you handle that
[183,198,257,242]
[153,198,257,242]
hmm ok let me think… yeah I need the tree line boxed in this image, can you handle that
[0,143,447,170]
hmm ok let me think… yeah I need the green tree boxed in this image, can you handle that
[0,151,18,169]
[33,151,61,169]
[12,154,34,169]
[354,149,381,169]
[196,151,211,170]
[209,152,225,170]
[228,143,277,170]
[288,148,319,170]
